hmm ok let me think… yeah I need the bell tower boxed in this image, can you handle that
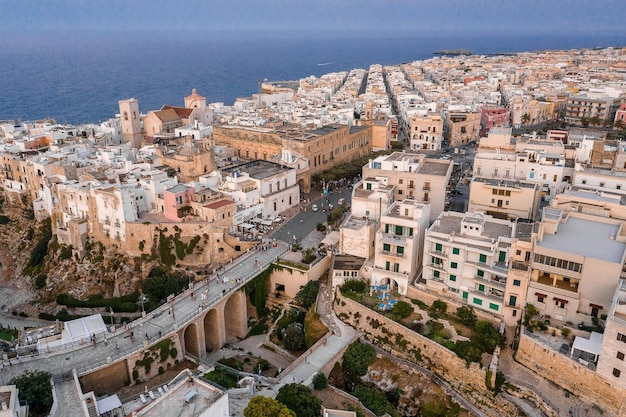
[119,98,142,149]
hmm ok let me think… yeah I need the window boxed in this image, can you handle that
[489,303,499,311]
[395,225,403,235]
[449,275,456,282]
[509,295,517,307]
[435,243,442,252]
[513,279,521,286]
[433,270,440,278]
[479,254,487,263]
[478,284,485,292]
[617,352,625,361]
[385,261,390,271]
[537,295,544,303]
[397,246,404,255]
[393,263,400,273]
[477,269,484,277]
[450,262,458,269]
[473,298,483,306]
[452,247,460,255]
[613,368,621,378]
[383,243,391,252]
[462,291,468,300]
[617,333,626,343]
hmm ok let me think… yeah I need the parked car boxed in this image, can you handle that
[450,189,463,195]
[312,204,318,212]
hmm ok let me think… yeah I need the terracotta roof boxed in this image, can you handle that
[162,105,193,119]
[152,108,181,123]
[207,199,234,209]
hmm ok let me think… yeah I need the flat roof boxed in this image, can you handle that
[333,255,366,270]
[539,216,626,264]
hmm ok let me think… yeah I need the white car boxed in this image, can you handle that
[312,204,318,212]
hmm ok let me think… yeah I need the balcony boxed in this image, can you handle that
[427,249,447,258]
[475,274,507,288]
[422,196,430,203]
[470,288,504,302]
[529,279,580,300]
[427,262,445,271]
[474,260,508,276]
[380,250,405,258]
[535,274,579,293]
[423,186,431,191]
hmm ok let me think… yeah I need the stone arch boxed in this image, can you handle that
[203,308,222,352]
[224,291,247,341]
[379,277,400,294]
[183,322,200,357]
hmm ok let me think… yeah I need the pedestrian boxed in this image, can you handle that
[145,333,149,340]
[115,342,119,350]
[159,331,162,338]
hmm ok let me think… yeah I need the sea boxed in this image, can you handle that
[0,31,623,125]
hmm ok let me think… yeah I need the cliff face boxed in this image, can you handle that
[0,199,251,312]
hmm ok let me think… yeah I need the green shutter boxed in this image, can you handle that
[449,275,456,282]
[434,270,440,278]
[477,269,484,277]
[462,291,468,300]
[513,279,521,286]
[479,254,487,263]
[478,284,484,292]
[450,262,457,269]
[435,243,442,252]
[395,225,403,235]
[383,243,390,252]
[489,303,499,311]
[509,295,517,306]
[408,228,414,236]
[397,246,404,254]
[385,261,390,271]
[499,251,506,262]
[452,247,460,255]
[473,298,483,306]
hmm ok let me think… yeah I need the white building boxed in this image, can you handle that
[596,280,626,390]
[370,200,430,295]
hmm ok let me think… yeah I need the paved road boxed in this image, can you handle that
[271,187,352,243]
[0,241,289,383]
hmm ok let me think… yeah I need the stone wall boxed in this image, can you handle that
[126,335,184,385]
[79,359,130,395]
[516,331,626,416]
[269,255,330,298]
[333,293,518,417]
[334,293,485,389]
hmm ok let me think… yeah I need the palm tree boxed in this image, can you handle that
[589,115,601,128]
[614,119,625,131]
[580,116,588,127]
[521,113,530,125]
[603,119,614,129]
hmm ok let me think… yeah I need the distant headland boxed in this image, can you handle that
[433,49,473,56]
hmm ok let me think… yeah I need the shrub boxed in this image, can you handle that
[316,223,326,232]
[455,306,477,326]
[561,327,571,338]
[429,300,448,317]
[295,280,320,309]
[391,301,413,320]
[312,373,328,390]
[340,279,367,294]
[34,273,47,289]
[282,322,305,350]
[342,341,376,389]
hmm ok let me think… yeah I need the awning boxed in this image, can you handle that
[534,292,547,297]
[239,222,254,229]
[96,395,122,414]
[553,297,568,303]
[589,303,603,309]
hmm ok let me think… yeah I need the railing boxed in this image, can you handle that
[380,250,405,258]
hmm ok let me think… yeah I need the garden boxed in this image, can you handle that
[338,280,504,366]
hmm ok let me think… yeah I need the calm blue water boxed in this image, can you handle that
[0,32,622,124]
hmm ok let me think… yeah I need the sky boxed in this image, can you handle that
[0,0,625,38]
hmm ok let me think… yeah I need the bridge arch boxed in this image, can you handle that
[203,308,222,352]
[183,322,201,358]
[224,291,247,341]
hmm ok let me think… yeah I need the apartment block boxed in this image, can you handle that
[527,208,626,323]
[362,152,452,221]
[596,280,626,390]
[468,177,541,221]
[408,113,443,151]
[422,211,527,322]
[370,200,430,295]
[444,111,481,147]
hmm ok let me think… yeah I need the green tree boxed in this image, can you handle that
[615,119,625,130]
[589,115,601,127]
[276,384,322,417]
[429,299,448,318]
[455,306,477,326]
[421,399,461,417]
[142,267,187,302]
[453,340,483,365]
[342,341,376,389]
[295,280,320,309]
[352,385,398,417]
[580,116,589,127]
[282,322,305,350]
[475,320,503,351]
[521,113,530,125]
[244,396,296,417]
[10,370,53,416]
[391,300,413,320]
[312,373,328,390]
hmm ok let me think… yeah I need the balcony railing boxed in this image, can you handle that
[380,250,405,258]
[423,186,430,191]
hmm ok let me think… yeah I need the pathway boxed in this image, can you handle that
[0,241,289,383]
[52,378,85,417]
